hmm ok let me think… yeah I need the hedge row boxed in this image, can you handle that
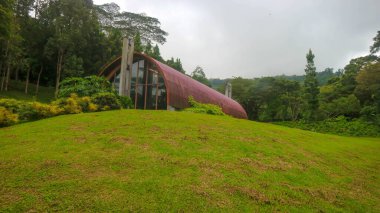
[0,93,132,127]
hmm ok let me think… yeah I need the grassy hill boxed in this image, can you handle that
[0,80,55,103]
[0,110,379,212]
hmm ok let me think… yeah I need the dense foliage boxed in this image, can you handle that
[58,76,132,109]
[184,96,225,116]
[222,32,380,136]
[190,66,212,87]
[58,76,116,98]
[0,0,168,98]
[0,91,128,126]
[276,116,380,137]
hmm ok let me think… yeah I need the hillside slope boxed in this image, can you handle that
[0,80,55,103]
[0,110,379,212]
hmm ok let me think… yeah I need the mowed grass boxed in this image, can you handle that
[0,110,379,212]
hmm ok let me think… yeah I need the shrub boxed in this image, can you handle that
[91,92,121,110]
[0,107,19,127]
[0,98,61,121]
[118,95,133,109]
[58,76,116,98]
[28,102,63,120]
[0,98,22,112]
[183,96,225,116]
[275,116,380,137]
[53,93,101,113]
[78,96,98,112]
[53,94,83,114]
[360,105,379,125]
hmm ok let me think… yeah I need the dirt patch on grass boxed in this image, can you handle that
[0,189,22,207]
[74,136,87,144]
[280,183,343,205]
[109,136,133,144]
[39,159,62,169]
[238,157,293,171]
[235,136,261,143]
[2,134,18,139]
[68,124,87,131]
[150,125,161,132]
[226,185,270,204]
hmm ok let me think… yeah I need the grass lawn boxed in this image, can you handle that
[0,80,55,103]
[0,110,379,212]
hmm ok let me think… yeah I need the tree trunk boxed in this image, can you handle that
[25,68,30,94]
[0,69,5,91]
[4,62,11,91]
[1,40,10,91]
[35,65,43,96]
[55,50,64,98]
[14,65,19,81]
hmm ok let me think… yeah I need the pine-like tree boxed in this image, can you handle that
[151,44,163,61]
[134,32,143,52]
[144,41,152,55]
[303,49,319,120]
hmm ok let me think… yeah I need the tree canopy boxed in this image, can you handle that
[191,66,211,87]
[0,0,168,97]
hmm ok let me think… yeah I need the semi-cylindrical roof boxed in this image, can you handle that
[99,53,248,119]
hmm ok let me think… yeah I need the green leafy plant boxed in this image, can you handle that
[0,98,62,121]
[0,107,19,127]
[118,95,133,109]
[58,76,116,98]
[53,93,100,114]
[275,116,380,137]
[91,92,122,110]
[184,96,225,116]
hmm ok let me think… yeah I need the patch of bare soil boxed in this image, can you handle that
[109,136,133,144]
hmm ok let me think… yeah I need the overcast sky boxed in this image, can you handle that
[94,0,379,78]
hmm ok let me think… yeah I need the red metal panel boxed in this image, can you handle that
[99,53,248,119]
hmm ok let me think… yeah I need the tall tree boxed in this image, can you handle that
[370,30,380,55]
[96,3,168,44]
[303,49,319,120]
[151,44,163,62]
[166,57,185,74]
[134,32,143,52]
[355,62,380,110]
[144,41,152,55]
[191,66,211,87]
[42,0,100,97]
[0,0,13,40]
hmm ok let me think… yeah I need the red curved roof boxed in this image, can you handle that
[99,53,248,119]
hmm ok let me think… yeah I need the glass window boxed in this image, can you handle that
[157,85,167,110]
[131,62,138,84]
[138,66,145,85]
[130,85,135,107]
[127,59,167,110]
[114,73,120,91]
[139,60,144,68]
[152,72,158,85]
[136,85,144,109]
[146,85,157,109]
[158,75,165,85]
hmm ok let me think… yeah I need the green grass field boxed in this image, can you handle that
[0,110,379,212]
[0,80,55,103]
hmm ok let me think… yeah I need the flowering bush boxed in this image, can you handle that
[0,107,18,127]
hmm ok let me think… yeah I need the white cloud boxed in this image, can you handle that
[94,0,380,78]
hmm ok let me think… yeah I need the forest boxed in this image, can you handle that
[222,36,380,136]
[0,0,182,96]
[0,0,379,136]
